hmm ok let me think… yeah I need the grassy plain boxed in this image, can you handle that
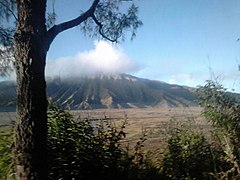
[0,107,211,165]
[71,107,211,165]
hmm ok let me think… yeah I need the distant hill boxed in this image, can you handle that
[0,81,16,112]
[0,74,198,111]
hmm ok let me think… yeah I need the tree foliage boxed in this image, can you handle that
[0,0,16,21]
[0,0,15,76]
[0,45,14,76]
[82,0,142,42]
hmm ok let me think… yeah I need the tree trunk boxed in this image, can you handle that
[14,1,48,179]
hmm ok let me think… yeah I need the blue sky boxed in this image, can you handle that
[46,0,240,92]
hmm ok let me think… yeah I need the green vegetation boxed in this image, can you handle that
[2,80,240,179]
[0,129,13,179]
[197,80,240,179]
[47,105,161,179]
[48,105,131,180]
[162,127,214,179]
[161,124,230,180]
[0,105,161,179]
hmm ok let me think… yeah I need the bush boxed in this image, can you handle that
[197,80,240,179]
[47,105,161,180]
[197,80,240,135]
[47,105,130,179]
[161,126,218,180]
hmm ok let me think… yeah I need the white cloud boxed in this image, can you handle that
[46,40,139,78]
[165,69,240,92]
[168,73,205,87]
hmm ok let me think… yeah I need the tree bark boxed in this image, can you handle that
[14,0,48,179]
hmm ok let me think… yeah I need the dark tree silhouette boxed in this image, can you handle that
[0,0,142,179]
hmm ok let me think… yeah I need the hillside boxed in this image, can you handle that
[0,74,198,111]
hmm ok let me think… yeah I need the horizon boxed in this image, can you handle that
[0,71,236,93]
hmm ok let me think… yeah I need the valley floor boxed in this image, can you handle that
[0,107,211,165]
[71,107,211,164]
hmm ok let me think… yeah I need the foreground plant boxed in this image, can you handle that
[0,129,13,179]
[47,105,160,180]
[197,80,240,179]
[161,125,218,180]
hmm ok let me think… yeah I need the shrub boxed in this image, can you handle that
[197,80,240,135]
[161,126,218,180]
[47,105,161,180]
[47,105,129,179]
[197,80,240,179]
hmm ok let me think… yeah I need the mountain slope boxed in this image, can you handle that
[0,74,197,111]
[0,81,16,111]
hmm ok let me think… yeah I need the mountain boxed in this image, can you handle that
[0,74,198,111]
[0,81,16,112]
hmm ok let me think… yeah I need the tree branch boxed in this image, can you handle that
[0,0,17,21]
[91,14,117,43]
[44,0,100,52]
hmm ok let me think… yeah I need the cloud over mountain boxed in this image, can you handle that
[0,74,198,111]
[46,41,139,78]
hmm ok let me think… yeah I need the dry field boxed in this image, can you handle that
[0,111,15,129]
[71,107,212,164]
[0,107,212,164]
